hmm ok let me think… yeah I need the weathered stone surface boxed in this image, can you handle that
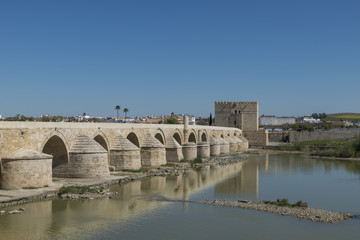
[1,148,52,190]
[166,137,183,163]
[141,134,166,167]
[218,138,230,155]
[226,137,238,153]
[209,136,221,156]
[68,135,110,178]
[110,135,141,170]
[197,141,210,158]
[182,142,197,160]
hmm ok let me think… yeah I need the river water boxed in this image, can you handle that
[1,153,360,240]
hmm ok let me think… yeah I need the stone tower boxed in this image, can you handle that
[214,101,259,131]
[214,101,267,147]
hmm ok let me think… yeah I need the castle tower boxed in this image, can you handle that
[214,101,267,147]
[214,101,258,131]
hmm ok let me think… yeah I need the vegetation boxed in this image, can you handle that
[115,105,120,120]
[274,138,360,158]
[209,113,213,126]
[58,186,97,195]
[22,186,39,189]
[311,113,327,119]
[192,157,203,164]
[312,138,360,158]
[263,198,304,208]
[123,108,129,119]
[162,163,177,167]
[164,117,179,124]
[180,158,203,164]
[121,167,149,173]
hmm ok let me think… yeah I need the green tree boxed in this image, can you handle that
[209,113,213,126]
[124,108,129,119]
[115,105,120,120]
[164,117,179,124]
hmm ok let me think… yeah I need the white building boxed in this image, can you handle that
[260,115,296,125]
[303,117,320,123]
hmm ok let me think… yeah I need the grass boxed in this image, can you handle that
[263,198,304,208]
[122,167,149,173]
[58,186,97,195]
[180,158,203,164]
[161,163,177,167]
[311,138,360,158]
[273,139,356,152]
[22,186,40,189]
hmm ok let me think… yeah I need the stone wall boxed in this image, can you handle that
[243,130,268,147]
[289,128,360,143]
[268,131,290,142]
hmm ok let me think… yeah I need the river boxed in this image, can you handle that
[0,153,359,239]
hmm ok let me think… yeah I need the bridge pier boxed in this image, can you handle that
[210,136,221,156]
[68,135,110,178]
[110,135,141,170]
[227,136,238,153]
[219,138,230,155]
[140,134,166,167]
[166,137,183,163]
[182,142,197,160]
[197,141,210,158]
[0,149,52,190]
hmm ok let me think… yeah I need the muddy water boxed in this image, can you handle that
[0,154,360,240]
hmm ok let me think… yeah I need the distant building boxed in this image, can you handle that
[260,115,295,125]
[303,117,320,123]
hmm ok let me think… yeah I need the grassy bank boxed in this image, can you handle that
[272,138,360,158]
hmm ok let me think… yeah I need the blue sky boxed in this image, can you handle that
[1,0,359,118]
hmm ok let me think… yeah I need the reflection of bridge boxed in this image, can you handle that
[0,163,246,240]
[0,120,248,189]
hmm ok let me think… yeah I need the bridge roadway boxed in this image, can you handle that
[0,121,248,189]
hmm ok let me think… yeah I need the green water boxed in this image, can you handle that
[0,153,360,240]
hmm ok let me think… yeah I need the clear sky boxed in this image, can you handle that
[1,0,359,118]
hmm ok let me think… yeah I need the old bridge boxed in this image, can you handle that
[0,120,248,189]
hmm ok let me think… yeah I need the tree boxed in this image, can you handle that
[164,117,179,124]
[115,105,120,121]
[124,108,129,119]
[209,113,213,126]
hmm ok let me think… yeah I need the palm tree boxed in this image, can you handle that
[115,105,120,121]
[124,108,129,119]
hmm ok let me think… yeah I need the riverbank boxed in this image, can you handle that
[186,200,353,223]
[0,152,249,208]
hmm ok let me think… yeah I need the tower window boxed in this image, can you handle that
[235,110,237,114]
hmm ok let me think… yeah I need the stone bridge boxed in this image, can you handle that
[0,120,248,189]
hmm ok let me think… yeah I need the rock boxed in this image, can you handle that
[18,208,25,212]
[9,210,22,214]
[0,210,6,215]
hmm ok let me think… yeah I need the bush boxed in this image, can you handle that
[122,167,148,173]
[58,186,96,195]
[164,118,179,124]
[192,157,203,164]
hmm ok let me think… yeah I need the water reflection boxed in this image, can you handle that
[1,154,360,240]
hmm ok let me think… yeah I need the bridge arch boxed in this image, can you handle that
[127,132,140,148]
[173,131,182,145]
[188,130,197,143]
[92,131,110,151]
[201,132,208,142]
[41,131,69,168]
[154,129,166,145]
